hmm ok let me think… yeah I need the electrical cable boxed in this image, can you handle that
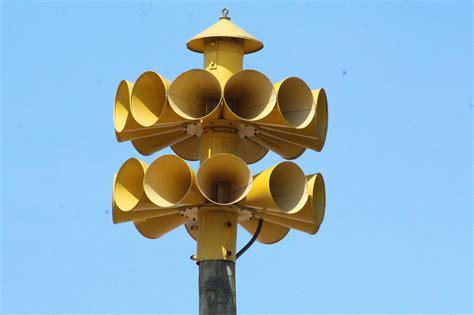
[236,218,263,259]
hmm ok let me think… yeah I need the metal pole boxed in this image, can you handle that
[199,260,236,314]
[196,27,244,313]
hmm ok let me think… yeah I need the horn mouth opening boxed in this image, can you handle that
[310,173,326,225]
[114,158,147,212]
[278,77,314,128]
[114,80,132,133]
[169,69,221,119]
[131,71,167,127]
[315,89,328,148]
[269,162,308,212]
[144,155,194,207]
[224,70,276,121]
[197,153,252,205]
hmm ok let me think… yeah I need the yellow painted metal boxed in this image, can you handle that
[275,174,325,221]
[168,69,222,121]
[131,130,191,156]
[134,214,191,239]
[144,155,205,207]
[249,132,306,160]
[114,80,137,139]
[114,80,170,142]
[199,120,268,164]
[197,207,238,261]
[171,136,200,161]
[199,129,239,162]
[114,158,156,211]
[187,17,263,54]
[254,213,315,234]
[256,88,328,151]
[255,77,314,129]
[130,71,170,127]
[238,138,268,164]
[239,161,308,213]
[197,153,252,205]
[114,76,192,143]
[112,173,182,224]
[256,174,325,234]
[185,220,199,241]
[223,70,276,122]
[113,205,181,224]
[239,218,290,244]
[203,39,244,87]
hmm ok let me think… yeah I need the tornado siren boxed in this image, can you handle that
[111,10,328,310]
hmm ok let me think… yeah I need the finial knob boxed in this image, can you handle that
[220,8,230,20]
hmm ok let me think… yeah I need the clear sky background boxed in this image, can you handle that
[1,1,472,314]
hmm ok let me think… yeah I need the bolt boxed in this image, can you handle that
[225,221,232,228]
[226,250,232,257]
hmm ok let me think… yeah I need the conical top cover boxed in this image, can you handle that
[187,18,263,54]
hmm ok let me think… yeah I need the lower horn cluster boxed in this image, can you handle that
[112,154,325,243]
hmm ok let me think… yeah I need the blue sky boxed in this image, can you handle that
[1,1,472,314]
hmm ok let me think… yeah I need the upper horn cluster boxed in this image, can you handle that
[112,154,325,244]
[114,69,328,162]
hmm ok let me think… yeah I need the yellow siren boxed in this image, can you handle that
[257,88,328,151]
[197,153,252,205]
[253,173,326,234]
[239,219,290,244]
[168,69,222,121]
[144,155,205,207]
[114,80,175,142]
[134,214,191,239]
[239,161,308,212]
[223,70,276,122]
[256,77,314,128]
[112,174,180,224]
[249,132,305,160]
[130,71,170,127]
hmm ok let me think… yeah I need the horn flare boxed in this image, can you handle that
[130,71,169,127]
[134,214,190,239]
[114,158,154,211]
[169,69,222,120]
[197,153,252,205]
[223,70,276,121]
[144,155,205,207]
[240,161,308,213]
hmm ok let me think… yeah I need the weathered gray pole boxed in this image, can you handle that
[199,260,236,314]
